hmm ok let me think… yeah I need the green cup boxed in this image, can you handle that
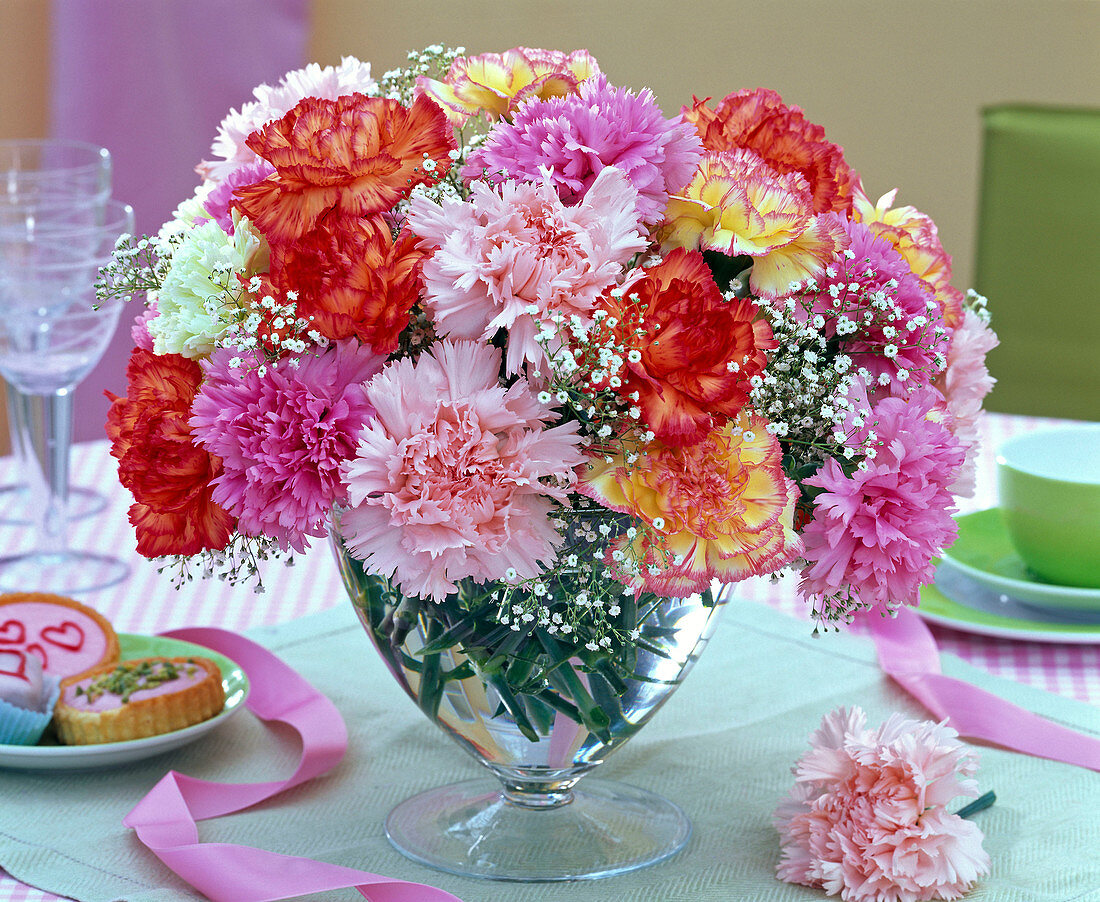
[996,424,1100,588]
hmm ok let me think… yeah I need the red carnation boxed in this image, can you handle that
[595,248,776,447]
[105,347,235,557]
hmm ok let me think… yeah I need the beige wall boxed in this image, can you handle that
[0,2,1096,456]
[310,0,1100,295]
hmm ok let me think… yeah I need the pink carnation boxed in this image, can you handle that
[339,340,586,601]
[407,166,647,374]
[798,386,965,616]
[131,302,158,351]
[190,339,384,552]
[937,308,999,497]
[463,75,702,223]
[800,217,947,392]
[775,706,990,902]
[203,160,275,232]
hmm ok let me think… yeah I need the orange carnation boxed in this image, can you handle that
[684,88,855,215]
[595,248,776,446]
[271,213,425,353]
[105,348,235,557]
[233,93,455,245]
[579,412,803,596]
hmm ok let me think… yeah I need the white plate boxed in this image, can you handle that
[0,633,249,771]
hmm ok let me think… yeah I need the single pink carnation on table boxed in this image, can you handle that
[774,706,991,902]
[798,386,966,618]
[463,74,703,224]
[407,166,647,374]
[189,339,385,552]
[339,340,586,601]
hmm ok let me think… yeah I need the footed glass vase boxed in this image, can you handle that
[330,522,730,883]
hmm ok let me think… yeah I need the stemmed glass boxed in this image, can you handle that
[0,139,113,525]
[0,198,134,593]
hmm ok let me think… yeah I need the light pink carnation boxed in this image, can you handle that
[131,302,158,351]
[463,74,702,223]
[775,706,991,902]
[937,308,999,497]
[190,339,385,552]
[199,56,378,183]
[339,340,585,601]
[799,386,965,616]
[407,166,647,374]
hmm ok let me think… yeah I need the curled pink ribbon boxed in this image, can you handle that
[123,626,464,902]
[867,609,1100,771]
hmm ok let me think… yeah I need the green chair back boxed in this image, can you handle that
[975,104,1100,422]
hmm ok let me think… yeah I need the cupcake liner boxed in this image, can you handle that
[0,673,62,746]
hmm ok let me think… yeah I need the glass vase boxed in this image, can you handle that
[329,518,730,882]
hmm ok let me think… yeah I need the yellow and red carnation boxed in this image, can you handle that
[661,151,848,296]
[853,184,963,327]
[579,413,803,596]
[233,93,455,245]
[271,213,424,354]
[595,248,776,446]
[105,348,235,557]
[684,88,855,215]
[417,46,599,125]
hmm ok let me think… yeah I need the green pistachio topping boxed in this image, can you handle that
[81,659,199,704]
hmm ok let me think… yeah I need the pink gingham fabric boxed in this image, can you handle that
[1,411,1097,901]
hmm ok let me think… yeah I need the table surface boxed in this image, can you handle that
[0,411,1097,902]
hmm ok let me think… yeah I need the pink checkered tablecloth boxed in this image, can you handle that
[0,411,1097,901]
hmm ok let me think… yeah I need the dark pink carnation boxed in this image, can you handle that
[203,160,276,232]
[801,216,947,393]
[463,75,702,223]
[190,339,384,552]
[798,387,965,615]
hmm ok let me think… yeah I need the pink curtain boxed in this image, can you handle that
[49,0,308,442]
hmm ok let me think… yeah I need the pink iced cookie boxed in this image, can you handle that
[0,593,120,682]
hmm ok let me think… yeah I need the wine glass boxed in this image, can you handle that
[0,139,113,525]
[0,198,134,593]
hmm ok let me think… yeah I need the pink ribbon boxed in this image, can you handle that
[867,609,1100,771]
[123,627,464,902]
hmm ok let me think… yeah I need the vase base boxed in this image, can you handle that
[385,777,691,882]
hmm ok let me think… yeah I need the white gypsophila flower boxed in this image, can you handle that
[150,219,262,359]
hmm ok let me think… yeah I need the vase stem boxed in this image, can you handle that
[500,778,576,810]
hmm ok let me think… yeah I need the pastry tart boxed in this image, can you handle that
[54,656,225,745]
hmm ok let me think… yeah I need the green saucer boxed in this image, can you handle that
[940,509,1100,612]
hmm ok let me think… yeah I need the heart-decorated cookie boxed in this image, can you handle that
[0,593,119,683]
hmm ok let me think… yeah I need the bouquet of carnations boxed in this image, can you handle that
[101,45,996,650]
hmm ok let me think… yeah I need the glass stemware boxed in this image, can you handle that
[0,139,114,526]
[0,199,134,593]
